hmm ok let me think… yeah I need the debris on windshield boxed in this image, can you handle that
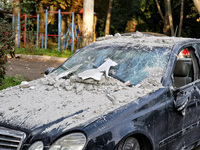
[70,74,120,86]
[56,64,82,80]
[78,58,117,81]
[0,64,163,132]
[140,67,163,87]
[124,81,130,86]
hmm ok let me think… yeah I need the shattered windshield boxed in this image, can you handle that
[56,44,171,85]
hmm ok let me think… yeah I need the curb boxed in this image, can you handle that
[7,54,67,63]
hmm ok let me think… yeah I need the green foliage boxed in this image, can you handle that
[95,0,200,38]
[0,0,37,85]
[20,0,36,14]
[95,0,108,36]
[0,19,14,85]
[20,1,37,33]
[111,0,142,33]
[95,0,162,35]
[0,75,25,90]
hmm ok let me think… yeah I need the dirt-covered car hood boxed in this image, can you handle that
[0,65,163,134]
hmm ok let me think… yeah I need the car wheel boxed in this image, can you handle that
[117,137,140,150]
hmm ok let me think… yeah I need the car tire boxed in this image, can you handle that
[117,137,140,150]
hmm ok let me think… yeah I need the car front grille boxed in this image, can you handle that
[0,127,26,150]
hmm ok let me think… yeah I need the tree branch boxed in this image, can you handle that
[155,0,164,21]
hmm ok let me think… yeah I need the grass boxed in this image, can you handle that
[15,47,74,58]
[0,75,26,90]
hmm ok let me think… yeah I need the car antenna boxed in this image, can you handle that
[174,26,178,37]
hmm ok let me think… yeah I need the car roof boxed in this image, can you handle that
[95,33,199,48]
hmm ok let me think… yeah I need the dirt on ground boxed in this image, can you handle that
[6,57,64,81]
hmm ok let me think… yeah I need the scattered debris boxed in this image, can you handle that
[78,59,117,80]
[131,31,145,38]
[19,81,30,88]
[0,63,163,133]
[114,33,121,38]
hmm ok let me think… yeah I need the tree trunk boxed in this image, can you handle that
[38,1,45,47]
[193,0,200,15]
[163,0,170,34]
[48,5,55,25]
[163,0,174,36]
[178,0,184,37]
[82,0,94,46]
[167,0,174,36]
[105,0,113,35]
[13,0,20,46]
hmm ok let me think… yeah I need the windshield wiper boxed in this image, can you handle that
[61,65,69,70]
[56,64,82,80]
[108,72,125,83]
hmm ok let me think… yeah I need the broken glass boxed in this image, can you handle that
[56,44,171,85]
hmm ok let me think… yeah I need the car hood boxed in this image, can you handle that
[0,67,163,134]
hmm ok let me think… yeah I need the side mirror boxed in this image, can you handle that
[174,92,190,111]
[172,88,191,115]
[44,67,55,75]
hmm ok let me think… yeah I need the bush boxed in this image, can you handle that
[0,19,15,85]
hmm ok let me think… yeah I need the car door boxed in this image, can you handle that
[165,46,200,149]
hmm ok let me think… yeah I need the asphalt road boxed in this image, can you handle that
[6,57,63,81]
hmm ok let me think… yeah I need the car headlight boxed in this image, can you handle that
[28,141,44,150]
[49,132,86,150]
